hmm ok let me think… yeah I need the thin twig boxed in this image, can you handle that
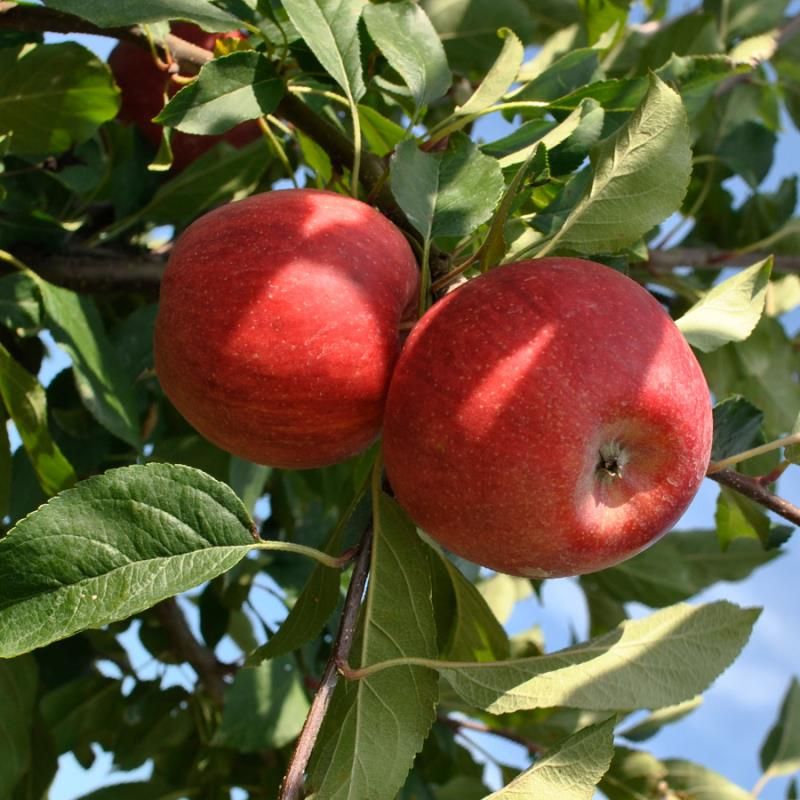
[707,469,800,527]
[279,527,374,800]
[152,597,227,708]
[646,249,800,274]
[436,713,544,755]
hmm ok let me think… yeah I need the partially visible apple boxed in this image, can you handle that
[382,257,713,578]
[107,23,260,172]
[154,188,419,469]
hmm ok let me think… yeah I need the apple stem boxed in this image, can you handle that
[706,432,800,474]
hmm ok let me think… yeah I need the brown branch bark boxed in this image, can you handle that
[279,527,373,800]
[8,247,166,294]
[437,713,544,755]
[152,596,227,708]
[707,469,800,528]
[646,249,800,274]
[0,2,134,40]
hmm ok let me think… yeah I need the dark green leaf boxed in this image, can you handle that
[363,1,451,112]
[585,530,778,608]
[717,121,776,189]
[213,656,309,751]
[0,463,258,658]
[712,396,765,461]
[391,133,504,240]
[0,655,37,798]
[106,138,270,233]
[42,0,238,29]
[37,281,140,448]
[514,49,602,104]
[0,274,40,332]
[156,52,284,134]
[0,43,119,156]
[760,678,800,780]
[0,342,76,496]
[429,544,510,661]
[309,495,439,800]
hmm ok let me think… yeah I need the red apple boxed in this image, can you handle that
[154,188,419,469]
[382,257,713,578]
[107,24,260,172]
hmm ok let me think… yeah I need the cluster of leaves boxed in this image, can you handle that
[1,0,800,798]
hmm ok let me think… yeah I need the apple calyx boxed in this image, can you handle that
[596,440,629,482]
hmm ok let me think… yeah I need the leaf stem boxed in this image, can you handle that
[278,525,374,800]
[253,540,353,569]
[707,433,800,474]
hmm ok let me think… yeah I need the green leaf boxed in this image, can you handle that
[678,258,773,352]
[0,463,259,658]
[499,98,603,170]
[228,457,270,517]
[787,412,800,465]
[760,678,800,781]
[213,656,310,751]
[37,281,140,447]
[661,758,752,799]
[421,0,540,74]
[584,530,778,608]
[0,413,9,520]
[715,487,792,550]
[363,1,451,113]
[429,545,510,661]
[480,144,549,270]
[0,273,41,332]
[434,601,758,713]
[619,696,703,742]
[391,133,504,240]
[42,0,239,29]
[455,28,523,116]
[486,717,615,799]
[581,0,629,46]
[156,52,284,134]
[712,396,765,461]
[513,49,601,104]
[357,105,406,156]
[542,73,691,256]
[0,43,119,156]
[698,316,800,437]
[0,342,76,496]
[283,0,367,103]
[601,747,751,800]
[103,138,270,234]
[0,655,37,798]
[308,495,439,800]
[246,492,369,664]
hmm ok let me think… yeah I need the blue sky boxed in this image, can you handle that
[22,7,800,799]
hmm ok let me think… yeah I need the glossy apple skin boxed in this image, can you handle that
[107,24,260,172]
[383,258,713,578]
[154,189,419,469]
